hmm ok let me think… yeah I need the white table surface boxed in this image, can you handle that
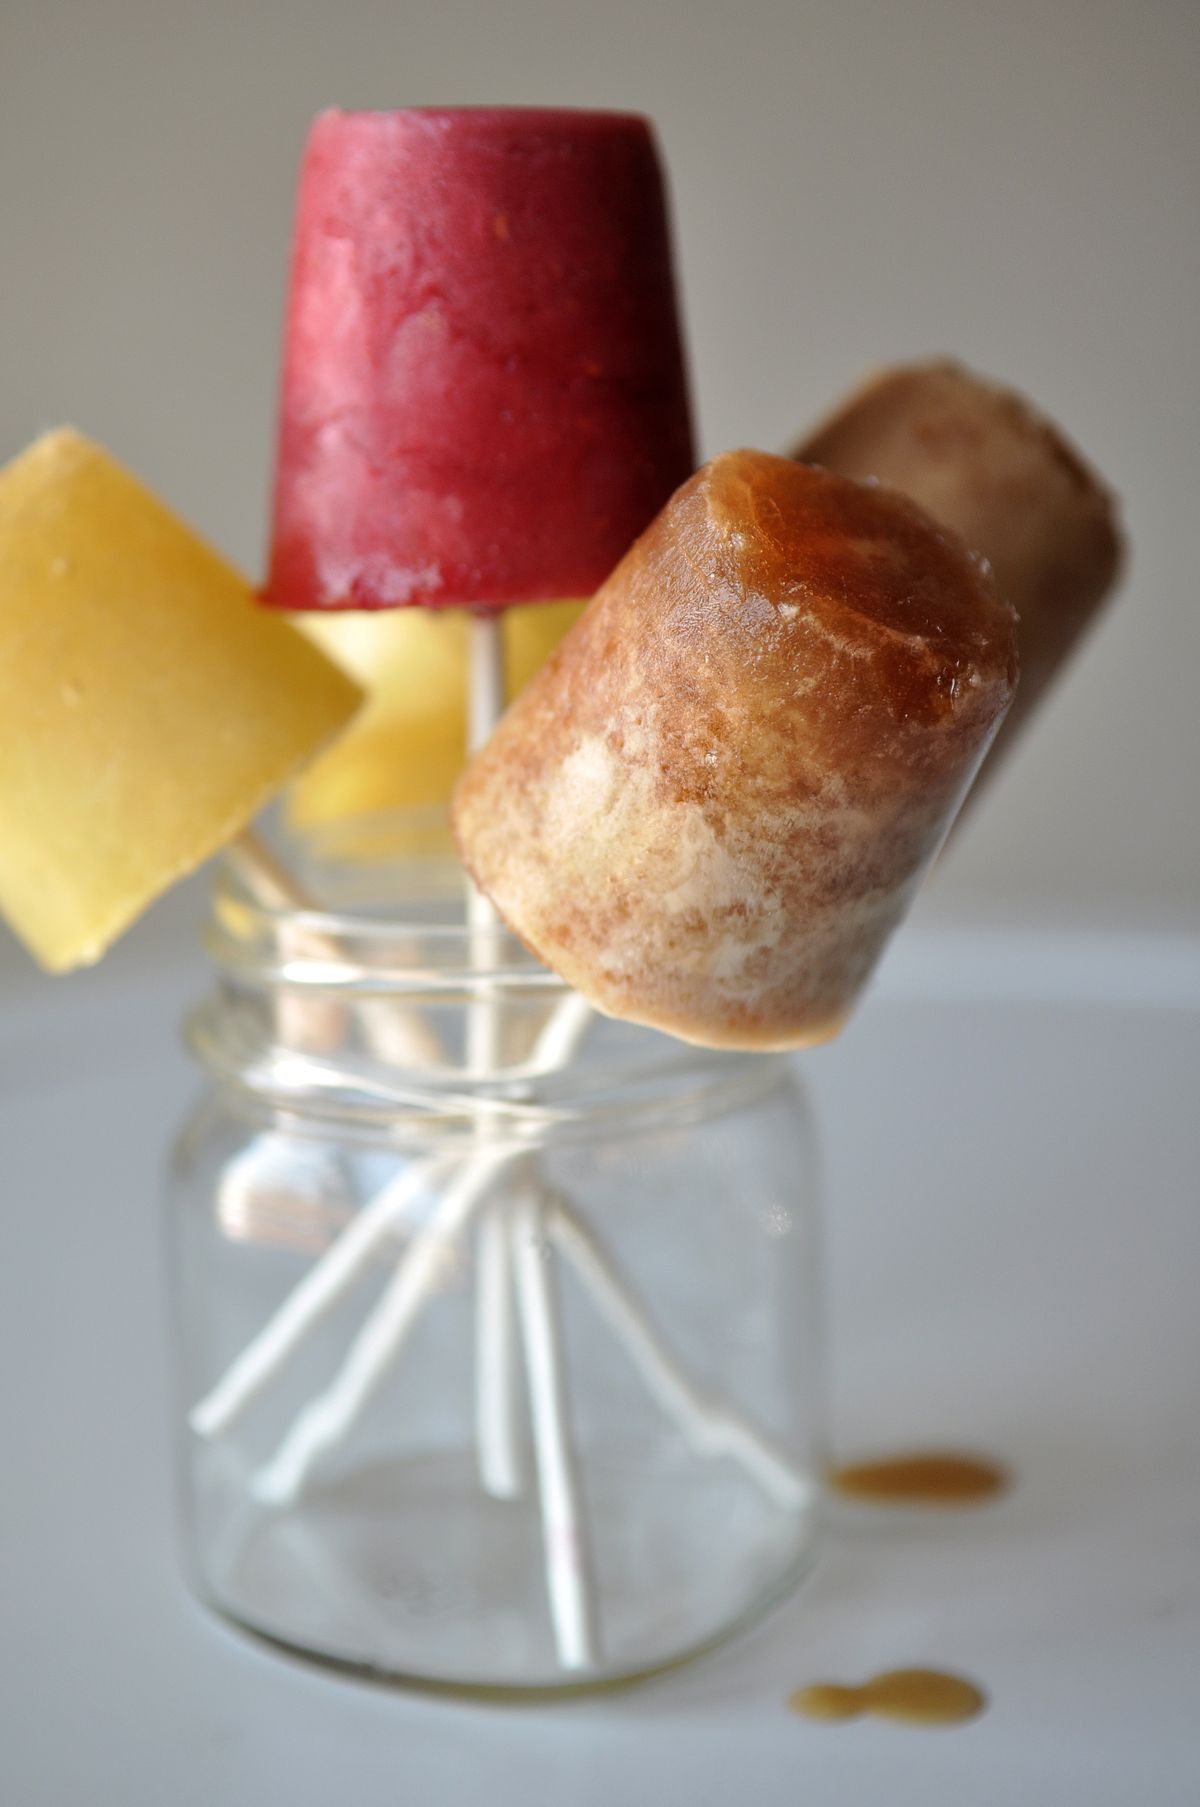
[3,889,1199,1806]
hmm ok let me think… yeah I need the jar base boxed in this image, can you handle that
[190,1446,818,1697]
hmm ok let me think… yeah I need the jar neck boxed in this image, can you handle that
[186,826,790,1144]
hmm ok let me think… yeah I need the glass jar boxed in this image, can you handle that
[168,821,826,1695]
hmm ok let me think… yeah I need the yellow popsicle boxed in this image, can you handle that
[288,600,586,828]
[0,429,362,972]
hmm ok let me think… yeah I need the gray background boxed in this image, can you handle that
[2,0,1197,973]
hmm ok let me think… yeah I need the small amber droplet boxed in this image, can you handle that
[862,1668,986,1725]
[788,1683,864,1721]
[790,1668,987,1728]
[829,1451,1009,1507]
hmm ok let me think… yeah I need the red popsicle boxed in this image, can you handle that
[264,107,695,613]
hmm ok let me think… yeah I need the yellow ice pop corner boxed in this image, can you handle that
[0,429,362,971]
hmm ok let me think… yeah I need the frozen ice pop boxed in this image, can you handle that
[0,429,361,972]
[265,107,695,614]
[452,451,1018,1050]
[795,360,1122,784]
[260,106,692,1522]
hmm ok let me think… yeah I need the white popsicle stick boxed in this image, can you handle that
[547,1197,814,1513]
[253,1146,516,1508]
[189,1156,448,1438]
[189,988,595,1442]
[510,1190,601,1671]
[466,612,525,1500]
[526,989,594,1073]
[464,614,507,1029]
[474,1199,524,1497]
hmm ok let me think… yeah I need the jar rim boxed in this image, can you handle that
[211,830,568,999]
[183,998,791,1142]
[191,812,797,1140]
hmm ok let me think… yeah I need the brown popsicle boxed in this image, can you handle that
[452,451,1018,1050]
[795,360,1123,789]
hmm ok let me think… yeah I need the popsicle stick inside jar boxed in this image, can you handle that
[466,612,526,1499]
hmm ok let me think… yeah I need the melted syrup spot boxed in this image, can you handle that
[790,1668,986,1727]
[829,1450,1010,1506]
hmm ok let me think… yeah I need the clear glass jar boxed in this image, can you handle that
[168,821,826,1696]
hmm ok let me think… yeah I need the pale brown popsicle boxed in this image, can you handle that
[452,451,1018,1050]
[795,360,1122,787]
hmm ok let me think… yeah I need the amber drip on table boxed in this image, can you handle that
[790,1669,986,1727]
[828,1450,1010,1506]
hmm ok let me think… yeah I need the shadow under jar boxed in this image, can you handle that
[168,817,826,1696]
